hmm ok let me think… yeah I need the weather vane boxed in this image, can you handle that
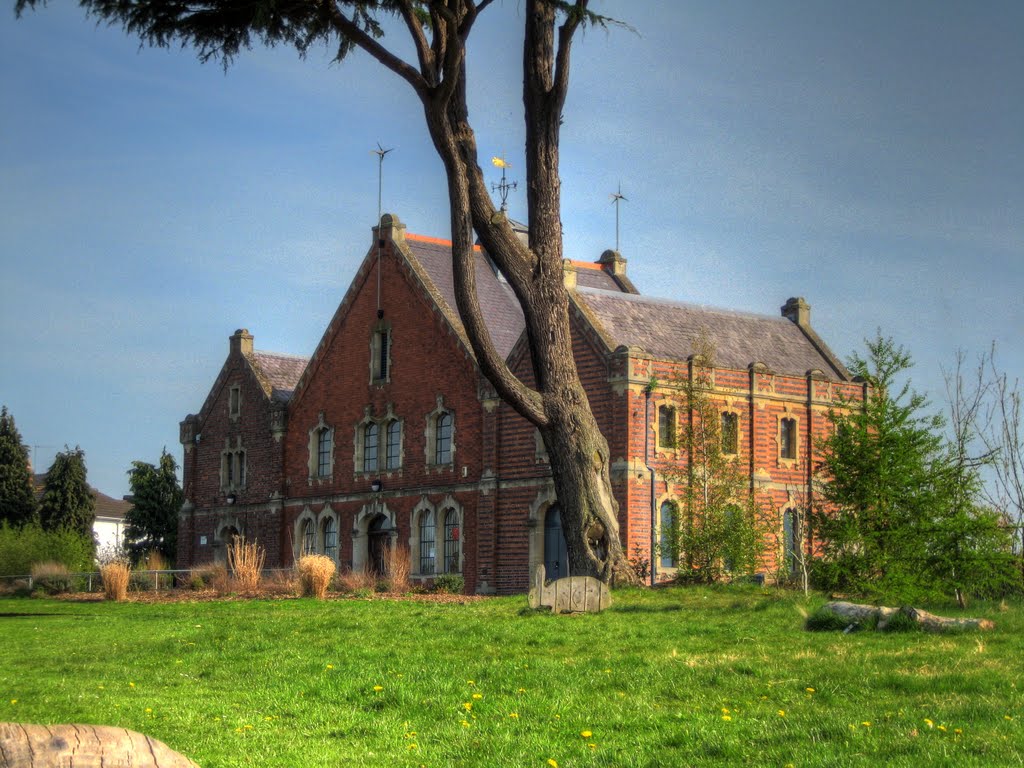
[610,182,627,252]
[491,155,517,212]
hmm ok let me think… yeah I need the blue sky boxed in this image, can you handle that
[2,2,1021,498]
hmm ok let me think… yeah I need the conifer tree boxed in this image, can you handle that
[124,450,183,564]
[0,405,38,527]
[39,446,95,547]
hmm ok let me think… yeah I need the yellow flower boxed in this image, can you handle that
[145,708,153,714]
[954,728,963,735]
[937,725,947,732]
[508,712,519,719]
[243,725,253,730]
[778,710,786,717]
[722,715,732,721]
[463,702,473,711]
[326,664,334,670]
[467,680,475,686]
[517,687,527,693]
[547,760,558,768]
[461,720,470,728]
[1005,715,1014,721]
[10,699,17,705]
[721,707,730,714]
[861,722,871,727]
[588,743,597,750]
[407,743,418,750]
[580,730,592,738]
[129,682,136,688]
[472,693,483,700]
[924,718,934,728]
[805,687,815,693]
[373,685,384,692]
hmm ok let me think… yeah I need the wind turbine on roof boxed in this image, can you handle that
[373,143,393,318]
[610,183,627,253]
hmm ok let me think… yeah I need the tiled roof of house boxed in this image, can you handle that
[32,474,130,520]
[250,351,309,403]
[405,236,526,360]
[576,288,850,380]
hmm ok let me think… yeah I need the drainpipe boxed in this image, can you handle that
[644,380,657,587]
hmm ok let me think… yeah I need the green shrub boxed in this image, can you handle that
[0,522,94,576]
[433,574,465,594]
[805,606,876,633]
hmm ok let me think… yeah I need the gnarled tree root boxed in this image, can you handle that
[0,723,199,767]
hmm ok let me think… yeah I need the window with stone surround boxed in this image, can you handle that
[659,500,677,569]
[321,515,338,563]
[301,518,315,557]
[658,405,676,449]
[220,439,246,492]
[228,385,241,421]
[442,507,462,574]
[419,509,436,575]
[386,419,402,470]
[363,423,379,473]
[780,417,798,460]
[425,397,455,468]
[721,412,739,455]
[307,413,335,481]
[370,321,391,383]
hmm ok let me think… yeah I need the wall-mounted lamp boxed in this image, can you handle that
[226,493,237,505]
[370,478,383,493]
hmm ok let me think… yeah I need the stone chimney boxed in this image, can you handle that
[781,297,810,327]
[373,212,406,248]
[598,249,628,278]
[230,328,254,357]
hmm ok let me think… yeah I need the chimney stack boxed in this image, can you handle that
[598,249,628,278]
[230,328,254,357]
[781,297,810,327]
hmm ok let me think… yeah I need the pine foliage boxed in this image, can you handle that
[0,405,38,527]
[124,449,184,564]
[38,446,96,547]
[814,333,1016,601]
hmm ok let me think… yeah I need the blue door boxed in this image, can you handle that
[544,504,569,579]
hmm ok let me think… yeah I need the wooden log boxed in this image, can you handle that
[818,601,994,632]
[0,723,200,767]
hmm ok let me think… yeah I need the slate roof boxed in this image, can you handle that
[571,262,624,292]
[405,236,526,360]
[250,351,309,403]
[576,288,849,380]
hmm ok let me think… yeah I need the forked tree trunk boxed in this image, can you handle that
[0,723,199,767]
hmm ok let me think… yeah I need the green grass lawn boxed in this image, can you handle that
[1,586,1021,767]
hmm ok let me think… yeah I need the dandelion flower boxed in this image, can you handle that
[467,680,475,686]
[407,743,418,750]
[778,710,786,717]
[721,707,730,714]
[326,664,334,670]
[10,700,17,705]
[547,760,558,768]
[373,685,384,692]
[580,731,592,738]
[129,682,136,688]
[472,693,483,700]
[509,712,519,719]
[463,702,473,712]
[954,728,963,735]
[937,725,947,732]
[861,722,871,728]
[517,688,527,693]
[461,720,470,728]
[722,715,732,722]
[588,743,597,750]
[924,719,934,728]
[145,708,153,714]
[805,687,815,693]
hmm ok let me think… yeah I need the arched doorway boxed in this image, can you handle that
[368,515,390,576]
[544,503,569,580]
[214,524,240,565]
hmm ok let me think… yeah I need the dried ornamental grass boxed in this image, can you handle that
[30,561,73,594]
[228,537,266,592]
[101,561,131,602]
[336,568,375,594]
[384,544,412,593]
[297,555,336,599]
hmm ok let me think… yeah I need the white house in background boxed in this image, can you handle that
[32,474,130,554]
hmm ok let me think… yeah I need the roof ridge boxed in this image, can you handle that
[253,349,309,361]
[406,232,482,251]
[577,286,789,323]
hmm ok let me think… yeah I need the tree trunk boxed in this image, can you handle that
[0,723,199,767]
[818,601,995,632]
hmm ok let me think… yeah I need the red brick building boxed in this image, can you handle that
[177,214,862,593]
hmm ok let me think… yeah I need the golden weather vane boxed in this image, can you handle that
[491,155,517,212]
